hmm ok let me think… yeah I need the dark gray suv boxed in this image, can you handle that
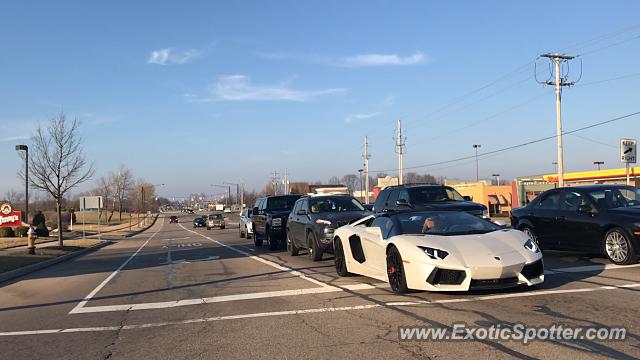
[286,195,371,261]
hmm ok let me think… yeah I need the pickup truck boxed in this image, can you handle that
[251,195,302,250]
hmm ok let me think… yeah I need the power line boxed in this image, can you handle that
[369,110,640,173]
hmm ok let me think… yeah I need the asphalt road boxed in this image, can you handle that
[0,213,639,359]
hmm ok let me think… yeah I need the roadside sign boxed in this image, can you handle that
[0,203,21,227]
[79,196,103,211]
[620,139,637,163]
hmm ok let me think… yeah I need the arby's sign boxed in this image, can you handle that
[0,203,21,227]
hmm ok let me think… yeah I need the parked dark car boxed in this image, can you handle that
[286,195,371,261]
[169,215,178,223]
[373,184,489,218]
[193,217,206,228]
[511,185,640,265]
[251,195,302,250]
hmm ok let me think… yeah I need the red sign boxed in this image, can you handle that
[0,203,21,227]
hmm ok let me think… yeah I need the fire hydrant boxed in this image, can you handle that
[27,225,36,255]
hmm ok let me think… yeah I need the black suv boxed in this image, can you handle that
[286,195,371,261]
[251,195,302,250]
[373,184,488,218]
[511,185,640,265]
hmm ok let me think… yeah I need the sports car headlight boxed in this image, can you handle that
[272,218,282,226]
[418,246,449,260]
[524,239,539,253]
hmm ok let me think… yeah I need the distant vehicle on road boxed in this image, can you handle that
[287,195,370,261]
[239,208,253,239]
[511,185,640,265]
[207,213,226,230]
[373,184,489,218]
[333,210,544,294]
[169,215,178,223]
[251,195,302,250]
[193,217,206,228]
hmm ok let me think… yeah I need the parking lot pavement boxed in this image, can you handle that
[0,214,638,359]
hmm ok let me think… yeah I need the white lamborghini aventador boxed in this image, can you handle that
[332,211,544,294]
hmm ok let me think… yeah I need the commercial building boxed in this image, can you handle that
[447,180,512,216]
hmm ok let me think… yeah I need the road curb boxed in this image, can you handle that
[124,214,159,238]
[0,240,113,285]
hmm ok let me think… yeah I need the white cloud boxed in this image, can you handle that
[340,51,425,67]
[345,112,381,123]
[148,48,201,65]
[189,74,346,102]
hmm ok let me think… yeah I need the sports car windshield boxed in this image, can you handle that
[309,197,365,213]
[396,211,500,236]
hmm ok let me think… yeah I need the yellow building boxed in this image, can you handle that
[447,181,512,216]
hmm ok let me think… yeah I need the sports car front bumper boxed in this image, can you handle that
[403,254,544,292]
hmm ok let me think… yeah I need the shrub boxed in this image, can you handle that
[35,223,49,237]
[0,227,16,238]
[32,211,46,227]
[14,226,29,237]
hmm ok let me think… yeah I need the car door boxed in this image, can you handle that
[559,190,601,251]
[529,191,562,248]
[360,216,393,277]
[287,200,303,245]
[253,198,266,236]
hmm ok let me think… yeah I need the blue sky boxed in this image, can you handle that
[2,1,640,199]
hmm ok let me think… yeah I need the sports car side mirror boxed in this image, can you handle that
[365,227,383,237]
[463,195,473,201]
[252,207,259,216]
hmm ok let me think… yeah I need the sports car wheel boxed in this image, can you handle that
[268,228,279,250]
[604,228,637,265]
[307,232,323,261]
[521,226,540,248]
[334,238,351,277]
[287,230,299,256]
[386,246,409,294]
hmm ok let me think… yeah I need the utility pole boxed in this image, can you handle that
[283,168,289,195]
[363,136,371,204]
[271,171,279,195]
[473,144,482,181]
[539,53,579,188]
[395,119,405,185]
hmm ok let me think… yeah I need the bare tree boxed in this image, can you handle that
[26,112,94,246]
[328,176,341,185]
[341,174,358,194]
[111,165,134,221]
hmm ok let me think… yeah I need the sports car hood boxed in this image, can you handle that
[400,229,531,259]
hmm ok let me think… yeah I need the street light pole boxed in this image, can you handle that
[594,161,604,171]
[472,144,481,181]
[15,145,28,224]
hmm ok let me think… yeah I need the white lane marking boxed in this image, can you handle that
[179,224,335,289]
[70,286,347,313]
[4,283,639,337]
[68,219,164,314]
